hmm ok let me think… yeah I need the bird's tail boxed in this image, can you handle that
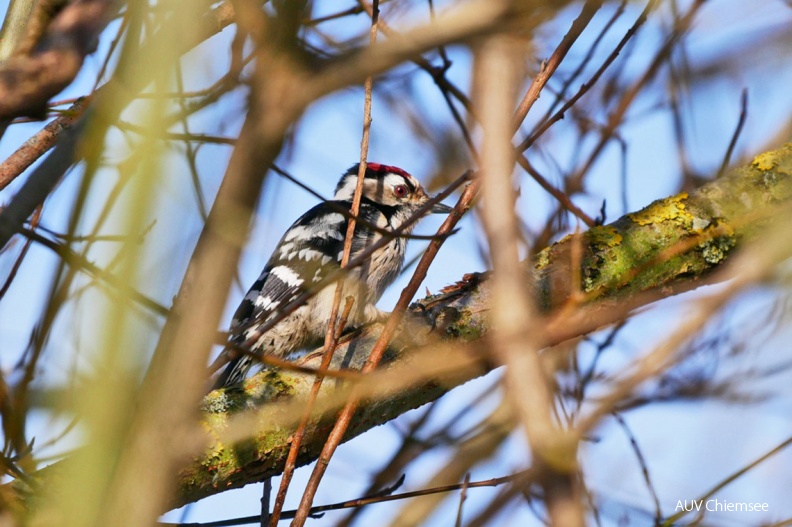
[211,353,253,390]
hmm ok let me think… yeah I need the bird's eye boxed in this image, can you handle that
[394,185,409,197]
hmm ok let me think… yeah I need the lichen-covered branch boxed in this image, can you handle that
[534,147,791,308]
[175,143,792,508]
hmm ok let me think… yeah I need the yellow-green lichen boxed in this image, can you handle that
[628,193,693,227]
[753,151,779,171]
[443,308,485,341]
[752,144,792,177]
[534,246,552,270]
[698,220,737,265]
[241,369,297,404]
[587,226,623,248]
[582,273,597,294]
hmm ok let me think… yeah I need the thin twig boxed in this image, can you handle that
[278,3,381,522]
[268,4,382,519]
[611,413,662,524]
[511,0,602,131]
[662,435,792,526]
[172,60,210,221]
[568,0,702,190]
[115,120,238,145]
[355,0,478,161]
[0,205,41,300]
[291,175,481,526]
[92,8,129,90]
[260,478,271,527]
[305,5,365,26]
[516,154,596,227]
[718,88,748,177]
[164,469,535,526]
[517,0,657,152]
[0,97,88,191]
[455,473,472,527]
[20,227,169,316]
[265,296,355,525]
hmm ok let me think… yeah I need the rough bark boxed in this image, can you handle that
[175,143,792,508]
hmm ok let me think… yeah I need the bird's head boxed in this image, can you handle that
[334,163,452,215]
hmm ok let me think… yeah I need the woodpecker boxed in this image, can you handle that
[213,163,452,389]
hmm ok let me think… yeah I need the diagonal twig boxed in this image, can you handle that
[290,175,481,526]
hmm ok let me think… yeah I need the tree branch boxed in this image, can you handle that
[174,143,792,508]
[0,0,116,119]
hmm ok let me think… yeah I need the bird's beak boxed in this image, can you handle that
[430,201,453,214]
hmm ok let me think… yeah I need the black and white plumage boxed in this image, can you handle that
[213,163,451,389]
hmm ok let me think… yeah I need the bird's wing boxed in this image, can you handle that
[229,201,352,343]
[213,201,394,389]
